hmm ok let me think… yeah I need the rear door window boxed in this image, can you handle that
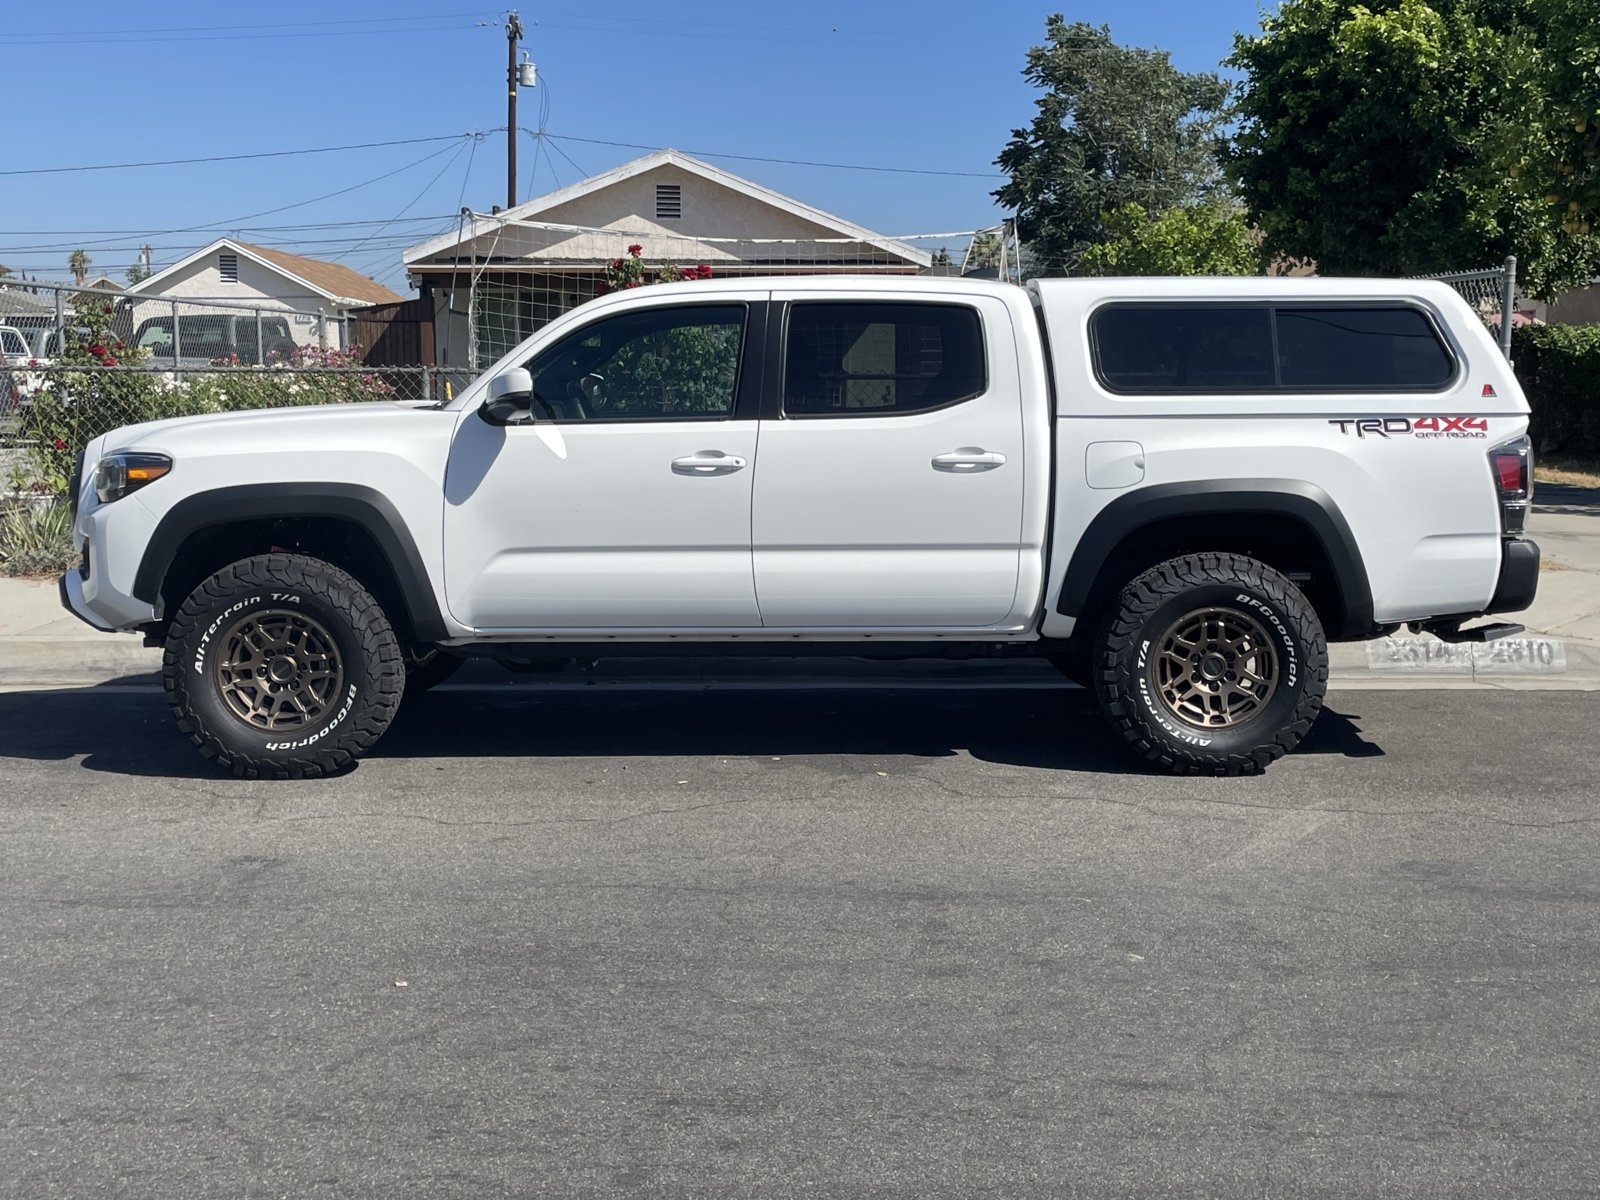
[783,302,986,416]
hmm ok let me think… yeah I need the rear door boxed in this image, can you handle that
[751,293,1027,628]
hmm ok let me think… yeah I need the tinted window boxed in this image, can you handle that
[1091,302,1455,394]
[525,303,745,421]
[784,302,985,416]
[1277,307,1453,389]
[1092,306,1273,392]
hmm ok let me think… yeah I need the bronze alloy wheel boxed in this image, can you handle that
[212,608,346,732]
[1149,605,1280,730]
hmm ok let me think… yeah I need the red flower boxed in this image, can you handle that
[102,355,118,367]
[625,281,641,289]
[113,341,125,351]
[696,264,713,279]
[89,344,106,356]
[52,438,66,451]
[609,257,624,270]
[627,243,643,257]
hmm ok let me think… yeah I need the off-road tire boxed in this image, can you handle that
[162,553,404,778]
[1094,552,1328,776]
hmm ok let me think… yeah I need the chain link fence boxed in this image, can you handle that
[2,365,462,498]
[1417,256,1519,361]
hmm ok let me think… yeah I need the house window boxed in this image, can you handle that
[218,253,239,284]
[656,184,682,220]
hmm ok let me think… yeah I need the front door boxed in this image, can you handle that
[751,294,1027,628]
[443,298,765,631]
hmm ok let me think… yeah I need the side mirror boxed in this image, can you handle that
[479,368,535,425]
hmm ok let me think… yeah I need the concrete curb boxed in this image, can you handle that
[1,633,1597,691]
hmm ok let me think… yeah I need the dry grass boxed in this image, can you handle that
[1536,456,1600,489]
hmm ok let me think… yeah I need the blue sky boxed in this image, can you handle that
[2,1,1271,293]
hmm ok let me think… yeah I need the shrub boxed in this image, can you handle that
[1512,323,1600,457]
[0,500,75,577]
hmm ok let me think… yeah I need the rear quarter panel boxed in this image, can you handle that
[1032,279,1529,638]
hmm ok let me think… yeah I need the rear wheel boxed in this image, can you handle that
[162,553,404,778]
[1093,552,1327,775]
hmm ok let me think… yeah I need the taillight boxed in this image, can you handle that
[1488,435,1532,533]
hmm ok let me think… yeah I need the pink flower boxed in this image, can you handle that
[52,438,66,451]
[610,258,624,270]
[625,281,641,289]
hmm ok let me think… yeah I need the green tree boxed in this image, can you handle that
[995,16,1230,272]
[1516,0,1599,233]
[965,231,1002,271]
[1079,202,1264,276]
[1226,0,1600,298]
[0,263,11,281]
[67,249,90,286]
[125,262,151,286]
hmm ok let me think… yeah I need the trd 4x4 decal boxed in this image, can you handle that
[1329,416,1489,440]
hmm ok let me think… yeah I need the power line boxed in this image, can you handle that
[529,131,1005,179]
[12,23,489,47]
[0,133,488,178]
[333,143,473,264]
[0,217,456,237]
[12,11,494,37]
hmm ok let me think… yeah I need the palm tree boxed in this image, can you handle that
[68,249,91,286]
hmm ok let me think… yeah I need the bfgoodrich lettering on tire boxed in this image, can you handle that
[162,553,404,778]
[1094,552,1328,775]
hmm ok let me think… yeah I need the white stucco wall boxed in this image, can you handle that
[448,164,908,267]
[129,250,343,348]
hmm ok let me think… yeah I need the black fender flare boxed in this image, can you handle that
[1054,479,1376,639]
[132,483,448,643]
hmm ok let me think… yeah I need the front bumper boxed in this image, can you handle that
[58,568,115,632]
[1489,537,1540,614]
[58,489,161,633]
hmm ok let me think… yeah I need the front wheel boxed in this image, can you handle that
[1094,552,1328,775]
[162,553,405,778]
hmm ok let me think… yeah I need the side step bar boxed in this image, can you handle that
[1407,619,1526,644]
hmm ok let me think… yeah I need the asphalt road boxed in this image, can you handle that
[3,681,1598,1198]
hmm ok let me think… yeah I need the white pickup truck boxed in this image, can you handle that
[61,276,1539,777]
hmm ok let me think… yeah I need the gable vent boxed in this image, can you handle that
[655,183,682,220]
[218,253,239,283]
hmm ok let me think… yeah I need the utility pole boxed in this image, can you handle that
[506,11,523,210]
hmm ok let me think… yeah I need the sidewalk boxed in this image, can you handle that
[3,488,1597,689]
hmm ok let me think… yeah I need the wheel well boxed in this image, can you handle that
[153,517,419,647]
[1072,512,1347,641]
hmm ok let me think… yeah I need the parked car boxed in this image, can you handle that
[1,324,35,409]
[130,313,298,367]
[62,276,1538,778]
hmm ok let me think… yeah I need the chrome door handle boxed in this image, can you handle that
[932,448,1006,472]
[672,451,748,475]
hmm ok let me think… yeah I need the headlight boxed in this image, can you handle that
[94,453,172,504]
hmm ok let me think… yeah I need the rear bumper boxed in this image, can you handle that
[1489,537,1540,614]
